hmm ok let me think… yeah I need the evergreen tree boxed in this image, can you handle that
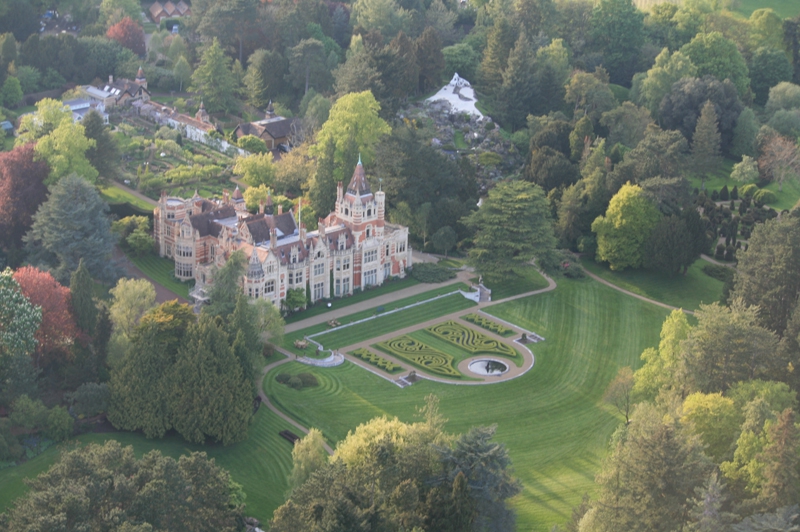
[228,293,262,388]
[646,214,693,275]
[286,38,331,95]
[190,38,239,113]
[414,27,444,94]
[82,110,119,182]
[692,100,722,178]
[584,403,711,532]
[758,408,800,512]
[685,472,736,532]
[479,16,517,94]
[243,49,285,109]
[172,55,192,92]
[569,115,594,161]
[169,315,253,445]
[69,259,97,336]
[496,32,535,132]
[24,174,118,284]
[589,0,644,84]
[464,180,557,281]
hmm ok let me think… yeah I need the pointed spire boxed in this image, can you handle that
[346,156,371,196]
[232,185,243,201]
[358,152,362,166]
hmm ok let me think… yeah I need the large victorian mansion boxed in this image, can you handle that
[154,160,411,306]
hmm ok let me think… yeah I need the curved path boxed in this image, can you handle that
[580,267,695,316]
[257,356,335,455]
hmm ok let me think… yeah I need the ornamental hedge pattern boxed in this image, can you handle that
[350,348,403,373]
[427,321,517,358]
[375,336,461,377]
[462,313,515,337]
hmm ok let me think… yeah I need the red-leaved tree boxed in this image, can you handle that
[106,17,146,57]
[13,266,79,368]
[0,143,49,249]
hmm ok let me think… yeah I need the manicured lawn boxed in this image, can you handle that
[437,257,466,268]
[480,265,550,300]
[581,258,723,311]
[285,292,477,355]
[0,407,296,523]
[264,279,669,530]
[285,277,421,324]
[100,184,156,212]
[686,158,800,211]
[734,0,800,18]
[126,253,191,300]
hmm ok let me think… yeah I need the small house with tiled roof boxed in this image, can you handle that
[232,101,296,152]
[154,160,410,307]
[101,72,150,106]
[148,0,191,22]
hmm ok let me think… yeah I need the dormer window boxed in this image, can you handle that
[367,208,372,217]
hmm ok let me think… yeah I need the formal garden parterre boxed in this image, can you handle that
[350,348,404,374]
[375,335,462,377]
[427,320,518,358]
[462,313,516,337]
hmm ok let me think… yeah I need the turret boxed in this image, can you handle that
[135,66,147,89]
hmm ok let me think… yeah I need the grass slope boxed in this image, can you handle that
[0,408,295,522]
[100,184,156,211]
[734,0,800,18]
[480,266,550,299]
[127,253,191,300]
[581,258,724,311]
[285,277,420,324]
[686,158,800,211]
[265,279,669,531]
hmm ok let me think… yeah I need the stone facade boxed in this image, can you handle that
[153,161,411,306]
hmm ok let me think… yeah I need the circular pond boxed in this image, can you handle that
[468,359,509,376]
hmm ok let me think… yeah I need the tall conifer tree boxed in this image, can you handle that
[691,100,722,177]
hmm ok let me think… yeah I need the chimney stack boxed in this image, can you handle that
[109,75,113,84]
[299,222,306,241]
[270,227,277,248]
[277,204,283,215]
[259,199,264,214]
[318,218,325,237]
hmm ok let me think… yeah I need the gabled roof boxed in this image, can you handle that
[242,212,297,244]
[175,0,190,14]
[189,206,237,237]
[163,0,177,14]
[149,1,165,17]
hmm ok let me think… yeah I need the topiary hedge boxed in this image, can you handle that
[410,263,456,283]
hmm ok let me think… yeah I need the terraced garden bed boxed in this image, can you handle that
[350,348,404,374]
[374,335,461,377]
[461,313,515,337]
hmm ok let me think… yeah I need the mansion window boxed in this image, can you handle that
[342,258,351,270]
[364,249,377,263]
[255,287,260,299]
[343,277,350,294]
[167,212,175,220]
[364,269,377,286]
[210,245,215,259]
[313,262,325,277]
[181,226,191,238]
[288,272,294,285]
[335,278,341,296]
[176,244,192,257]
[176,262,192,278]
[296,271,303,284]
[266,262,275,274]
[166,226,171,237]
[291,249,298,264]
[338,236,346,251]
[367,208,372,217]
[398,242,406,253]
[384,263,391,279]
[266,280,275,294]
[366,227,372,238]
[385,244,390,256]
[313,282,324,300]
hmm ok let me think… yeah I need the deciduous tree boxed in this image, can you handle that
[105,17,145,56]
[680,32,750,98]
[287,38,330,95]
[603,366,634,423]
[732,108,759,158]
[243,49,285,109]
[109,278,157,339]
[0,143,49,249]
[3,441,242,530]
[233,151,276,187]
[588,0,644,84]
[288,427,328,491]
[758,135,800,192]
[600,101,653,149]
[592,183,661,270]
[0,267,41,405]
[15,98,72,144]
[637,48,697,118]
[749,47,792,106]
[13,266,78,369]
